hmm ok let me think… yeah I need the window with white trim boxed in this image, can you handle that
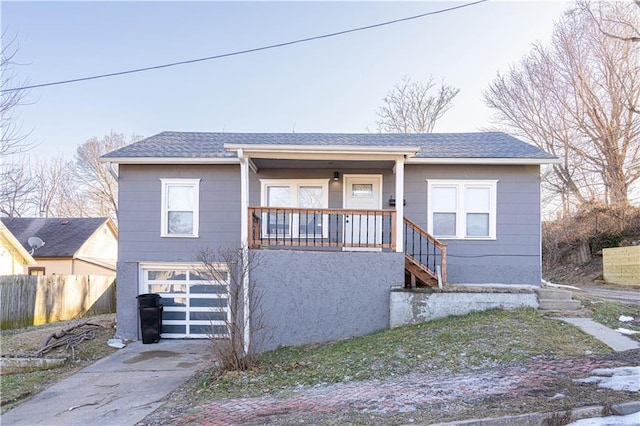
[160,178,200,237]
[260,179,329,237]
[427,180,497,239]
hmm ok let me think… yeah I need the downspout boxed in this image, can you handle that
[106,162,119,180]
[394,157,405,253]
[238,149,251,355]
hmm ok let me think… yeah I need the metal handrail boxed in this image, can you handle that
[403,217,447,285]
[249,207,396,251]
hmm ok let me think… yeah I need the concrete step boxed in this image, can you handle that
[536,288,573,300]
[539,299,581,311]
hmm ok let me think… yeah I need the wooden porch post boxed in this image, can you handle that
[394,157,405,253]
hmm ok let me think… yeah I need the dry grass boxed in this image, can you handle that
[543,205,640,268]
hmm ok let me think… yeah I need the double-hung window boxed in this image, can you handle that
[260,179,329,238]
[160,178,200,237]
[427,180,497,239]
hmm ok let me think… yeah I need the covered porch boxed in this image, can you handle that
[225,143,447,287]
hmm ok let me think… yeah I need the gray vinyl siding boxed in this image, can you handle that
[248,168,396,209]
[115,164,242,340]
[117,164,241,263]
[114,162,542,341]
[404,164,541,285]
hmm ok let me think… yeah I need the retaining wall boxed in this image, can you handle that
[390,285,539,328]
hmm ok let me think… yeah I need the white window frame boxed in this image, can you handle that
[260,179,330,238]
[426,179,498,240]
[160,178,201,238]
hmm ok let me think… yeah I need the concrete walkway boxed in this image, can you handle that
[558,317,640,352]
[1,339,213,426]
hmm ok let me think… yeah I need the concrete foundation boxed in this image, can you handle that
[390,284,539,328]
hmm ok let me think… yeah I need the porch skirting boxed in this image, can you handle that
[252,250,404,352]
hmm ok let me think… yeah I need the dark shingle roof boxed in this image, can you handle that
[0,217,109,258]
[101,131,556,160]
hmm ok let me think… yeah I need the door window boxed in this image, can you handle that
[260,179,329,238]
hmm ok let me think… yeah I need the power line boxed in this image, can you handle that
[2,0,488,93]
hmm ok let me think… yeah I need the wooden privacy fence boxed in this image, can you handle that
[603,246,640,286]
[0,275,116,330]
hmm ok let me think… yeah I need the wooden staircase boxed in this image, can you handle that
[403,218,446,288]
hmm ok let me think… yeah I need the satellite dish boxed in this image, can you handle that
[27,236,45,255]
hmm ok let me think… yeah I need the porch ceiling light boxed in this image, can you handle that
[333,171,340,181]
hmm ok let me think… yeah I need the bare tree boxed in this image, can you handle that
[73,131,141,224]
[484,1,640,211]
[195,246,272,371]
[579,0,640,43]
[31,155,72,218]
[376,76,460,133]
[0,159,35,217]
[50,173,93,218]
[1,31,34,157]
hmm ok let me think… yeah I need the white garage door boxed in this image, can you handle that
[140,265,229,338]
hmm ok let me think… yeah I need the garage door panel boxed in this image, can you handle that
[149,283,186,293]
[160,297,187,307]
[190,311,227,321]
[141,265,229,338]
[190,284,227,294]
[147,270,187,280]
[163,324,187,334]
[191,298,227,308]
[162,311,186,320]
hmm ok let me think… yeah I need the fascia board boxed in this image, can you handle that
[98,157,240,165]
[224,143,419,157]
[406,157,562,165]
[0,225,37,265]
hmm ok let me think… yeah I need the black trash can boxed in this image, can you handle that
[137,294,163,344]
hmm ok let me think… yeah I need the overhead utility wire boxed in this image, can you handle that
[2,0,487,93]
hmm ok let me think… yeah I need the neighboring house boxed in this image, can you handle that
[0,217,118,276]
[102,132,558,350]
[0,221,37,275]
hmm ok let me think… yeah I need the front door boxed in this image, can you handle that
[343,174,382,249]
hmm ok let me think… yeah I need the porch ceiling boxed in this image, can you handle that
[251,158,395,170]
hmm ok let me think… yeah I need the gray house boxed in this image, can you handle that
[102,132,557,351]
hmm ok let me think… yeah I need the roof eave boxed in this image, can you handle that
[406,157,561,165]
[99,157,239,165]
[0,224,37,265]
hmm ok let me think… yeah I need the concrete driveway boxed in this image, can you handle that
[1,339,213,426]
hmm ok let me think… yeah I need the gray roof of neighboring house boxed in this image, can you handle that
[0,217,109,258]
[101,131,556,160]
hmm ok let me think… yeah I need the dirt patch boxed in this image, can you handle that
[1,314,116,357]
[544,258,605,286]
[0,314,117,413]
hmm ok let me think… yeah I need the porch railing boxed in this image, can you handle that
[404,217,447,285]
[249,207,396,250]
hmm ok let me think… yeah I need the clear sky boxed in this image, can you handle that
[2,0,571,160]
